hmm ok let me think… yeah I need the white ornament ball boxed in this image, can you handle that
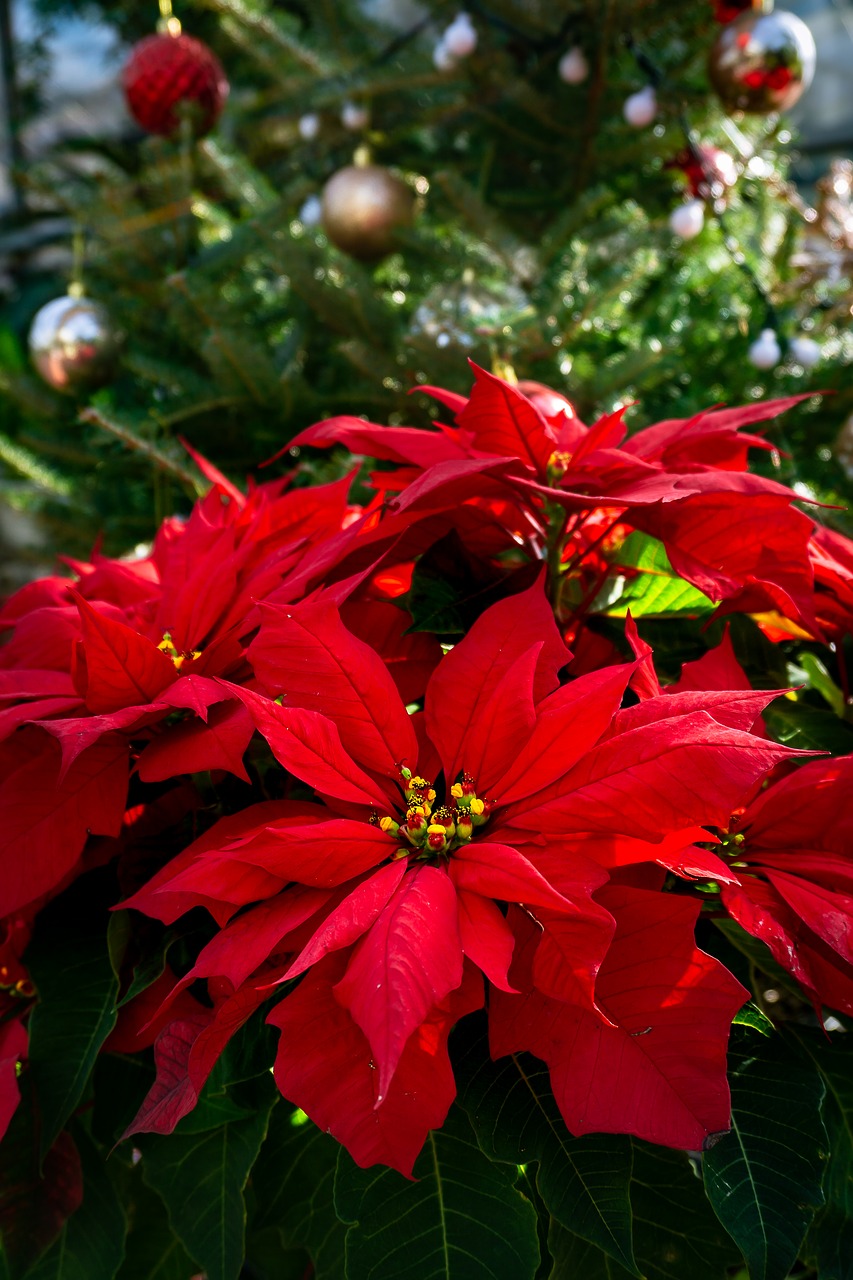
[433,37,457,71]
[558,46,589,85]
[669,199,705,240]
[341,101,370,131]
[789,334,821,368]
[443,12,477,59]
[748,328,782,370]
[29,294,123,394]
[623,85,658,128]
[298,112,320,141]
[299,194,323,227]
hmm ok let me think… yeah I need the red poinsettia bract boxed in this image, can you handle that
[121,579,798,1174]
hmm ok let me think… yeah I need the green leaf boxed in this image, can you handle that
[23,1125,126,1280]
[335,1105,540,1280]
[732,1004,774,1036]
[26,898,120,1161]
[793,1031,853,1280]
[796,653,846,717]
[599,533,713,619]
[763,698,853,754]
[251,1106,346,1279]
[138,1077,277,1280]
[455,1018,637,1274]
[115,1177,196,1280]
[703,1028,827,1280]
[548,1141,742,1280]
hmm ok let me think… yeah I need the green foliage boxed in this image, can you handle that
[703,1028,828,1280]
[335,1105,540,1280]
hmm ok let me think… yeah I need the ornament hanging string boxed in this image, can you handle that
[68,224,86,299]
[158,0,181,37]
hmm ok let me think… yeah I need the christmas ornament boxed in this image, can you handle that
[407,277,529,353]
[748,328,781,369]
[341,102,370,132]
[558,46,589,85]
[321,163,416,261]
[433,41,458,72]
[623,85,658,128]
[708,8,816,114]
[789,334,821,368]
[29,294,123,394]
[443,12,477,58]
[298,112,321,141]
[672,144,738,200]
[299,194,323,227]
[123,25,229,138]
[670,200,706,240]
[712,0,757,22]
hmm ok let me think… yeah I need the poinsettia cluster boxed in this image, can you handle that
[2,363,852,1187]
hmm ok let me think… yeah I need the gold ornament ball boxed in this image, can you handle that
[708,9,816,114]
[28,294,123,394]
[321,164,415,261]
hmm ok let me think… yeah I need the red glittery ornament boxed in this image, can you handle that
[711,0,756,22]
[123,32,229,137]
[668,144,738,200]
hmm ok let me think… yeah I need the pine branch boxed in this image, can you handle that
[79,407,204,494]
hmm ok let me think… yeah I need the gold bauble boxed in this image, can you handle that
[708,9,816,114]
[28,294,123,395]
[321,164,415,261]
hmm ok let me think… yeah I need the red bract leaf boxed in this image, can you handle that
[455,362,555,476]
[122,1012,213,1137]
[503,711,798,843]
[269,954,483,1176]
[623,396,809,470]
[224,683,393,807]
[222,819,398,887]
[137,700,253,783]
[180,885,332,991]
[286,417,465,468]
[449,841,575,914]
[179,437,246,507]
[0,731,128,916]
[284,860,407,980]
[765,869,853,966]
[455,889,517,992]
[457,643,539,792]
[143,857,287,927]
[103,968,206,1054]
[532,902,616,1012]
[608,687,777,738]
[0,1128,82,1277]
[72,594,176,714]
[155,516,240,655]
[248,599,416,777]
[340,598,442,705]
[571,828,737,884]
[492,889,747,1149]
[737,754,853,853]
[425,577,570,787]
[0,1020,27,1142]
[489,664,633,805]
[624,614,661,701]
[333,865,463,1104]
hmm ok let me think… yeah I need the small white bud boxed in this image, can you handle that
[748,328,782,371]
[298,112,320,141]
[443,12,477,58]
[669,199,705,240]
[623,85,657,128]
[558,46,588,85]
[788,334,822,368]
[341,101,370,131]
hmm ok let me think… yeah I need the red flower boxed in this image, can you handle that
[122,579,796,1173]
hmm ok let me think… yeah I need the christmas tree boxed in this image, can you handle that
[2,4,853,1280]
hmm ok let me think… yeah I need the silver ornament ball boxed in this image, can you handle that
[708,9,816,114]
[29,294,123,394]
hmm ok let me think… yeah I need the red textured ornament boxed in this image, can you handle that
[668,144,738,200]
[711,0,760,21]
[123,31,228,137]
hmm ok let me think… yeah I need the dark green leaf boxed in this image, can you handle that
[0,1079,83,1280]
[251,1106,346,1279]
[335,1105,540,1280]
[138,1077,277,1280]
[703,1028,827,1280]
[455,1019,637,1274]
[763,698,853,754]
[794,1031,853,1280]
[23,1125,126,1280]
[26,901,120,1161]
[117,928,179,1009]
[115,1176,196,1280]
[548,1141,741,1280]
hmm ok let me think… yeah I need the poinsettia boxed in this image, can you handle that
[287,362,818,634]
[0,465,368,917]
[719,753,853,1015]
[120,578,799,1174]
